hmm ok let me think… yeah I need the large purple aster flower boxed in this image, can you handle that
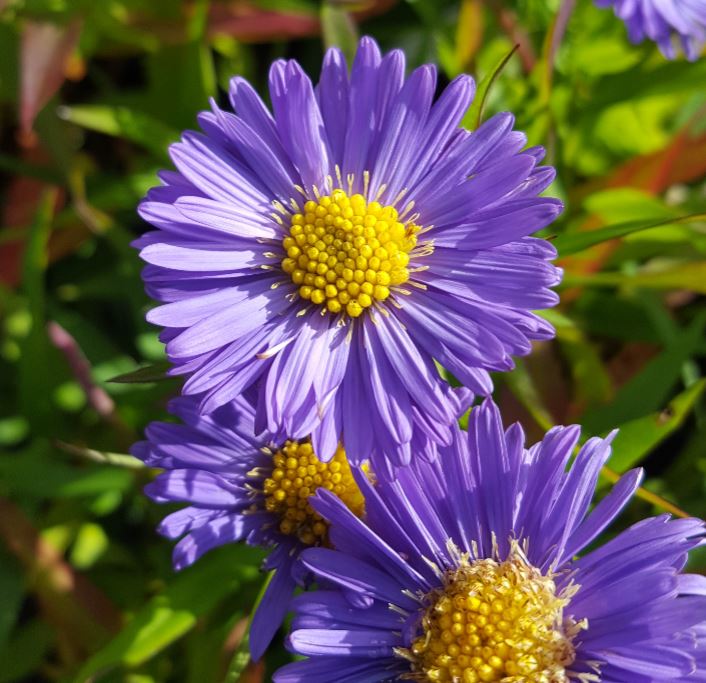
[135,36,562,476]
[596,0,706,60]
[276,400,706,682]
[131,394,370,660]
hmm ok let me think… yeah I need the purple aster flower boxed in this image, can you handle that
[276,399,706,682]
[595,0,706,60]
[131,394,370,661]
[135,36,562,476]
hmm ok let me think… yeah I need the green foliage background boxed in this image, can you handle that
[1,0,705,681]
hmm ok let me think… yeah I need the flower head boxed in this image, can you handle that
[596,0,705,60]
[136,37,562,475]
[276,400,706,682]
[131,394,369,660]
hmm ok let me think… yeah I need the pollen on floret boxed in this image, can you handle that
[262,441,366,546]
[281,189,420,318]
[400,546,584,683]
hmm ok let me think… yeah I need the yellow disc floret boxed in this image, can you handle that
[403,549,582,683]
[262,440,366,546]
[281,189,420,317]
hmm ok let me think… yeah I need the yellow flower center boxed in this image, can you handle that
[403,551,582,683]
[262,440,366,546]
[281,189,420,317]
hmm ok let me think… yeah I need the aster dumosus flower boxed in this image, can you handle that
[595,0,705,60]
[131,395,370,660]
[276,400,706,682]
[135,37,562,477]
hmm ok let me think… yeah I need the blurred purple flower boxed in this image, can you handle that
[276,399,706,682]
[132,395,369,661]
[596,0,705,60]
[135,36,562,477]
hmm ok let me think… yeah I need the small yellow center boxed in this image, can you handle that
[281,189,420,317]
[262,440,366,546]
[404,553,581,683]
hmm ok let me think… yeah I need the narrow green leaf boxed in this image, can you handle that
[501,359,554,432]
[19,190,58,433]
[609,379,706,473]
[555,213,706,257]
[563,260,706,294]
[581,313,706,434]
[56,441,145,469]
[108,362,172,384]
[462,44,519,131]
[321,3,358,63]
[0,548,24,651]
[58,105,179,158]
[224,571,274,683]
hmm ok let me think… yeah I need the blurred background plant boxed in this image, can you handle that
[0,0,705,681]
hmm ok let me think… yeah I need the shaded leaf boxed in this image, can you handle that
[581,313,706,434]
[19,190,60,434]
[108,362,172,384]
[224,571,273,682]
[610,379,706,473]
[0,548,24,651]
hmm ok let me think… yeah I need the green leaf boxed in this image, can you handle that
[500,359,554,432]
[555,213,706,257]
[581,313,706,434]
[321,3,358,64]
[0,620,53,683]
[563,260,706,294]
[73,546,262,681]
[609,379,706,473]
[224,571,274,683]
[58,105,179,159]
[462,44,519,131]
[108,362,172,384]
[19,190,60,434]
[146,41,216,130]
[0,445,135,500]
[56,442,145,469]
[0,548,24,651]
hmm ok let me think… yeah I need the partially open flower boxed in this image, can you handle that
[132,395,370,661]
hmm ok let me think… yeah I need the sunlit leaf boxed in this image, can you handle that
[321,3,358,63]
[58,105,179,159]
[555,213,706,257]
[564,260,706,294]
[73,546,262,680]
[462,44,519,131]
